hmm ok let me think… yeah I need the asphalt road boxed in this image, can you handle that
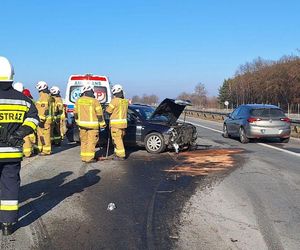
[0,143,184,249]
[174,117,300,250]
[0,118,299,250]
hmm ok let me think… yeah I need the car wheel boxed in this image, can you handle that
[223,124,229,138]
[145,132,166,154]
[280,137,290,143]
[239,127,249,144]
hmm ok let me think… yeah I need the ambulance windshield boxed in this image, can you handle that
[69,85,108,104]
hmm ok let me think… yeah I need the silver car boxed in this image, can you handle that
[223,104,291,143]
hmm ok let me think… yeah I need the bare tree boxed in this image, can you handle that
[218,54,300,111]
[131,95,141,103]
[130,94,159,105]
[192,83,207,107]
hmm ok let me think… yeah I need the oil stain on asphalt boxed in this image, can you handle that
[152,148,245,250]
[166,149,244,176]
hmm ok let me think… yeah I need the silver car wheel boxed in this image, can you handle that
[147,135,162,151]
[223,124,229,138]
[239,127,249,144]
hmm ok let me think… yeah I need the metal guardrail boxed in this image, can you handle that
[184,109,300,135]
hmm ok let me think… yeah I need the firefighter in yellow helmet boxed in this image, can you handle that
[74,84,106,163]
[0,56,39,235]
[35,81,55,155]
[106,84,129,160]
[50,86,65,145]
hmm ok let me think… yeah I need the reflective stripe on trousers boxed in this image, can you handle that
[79,129,99,162]
[111,127,126,158]
[37,122,52,154]
[23,134,36,157]
[0,162,21,223]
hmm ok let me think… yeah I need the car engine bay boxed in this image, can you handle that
[165,122,198,153]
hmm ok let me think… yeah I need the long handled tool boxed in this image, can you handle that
[105,134,110,159]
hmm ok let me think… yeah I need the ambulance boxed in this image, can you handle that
[65,74,112,142]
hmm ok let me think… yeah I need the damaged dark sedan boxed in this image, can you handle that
[124,98,198,153]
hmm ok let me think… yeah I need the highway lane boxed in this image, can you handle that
[183,116,300,157]
[0,142,182,249]
[175,117,300,249]
[0,117,299,249]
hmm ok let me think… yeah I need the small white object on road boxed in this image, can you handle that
[107,203,116,211]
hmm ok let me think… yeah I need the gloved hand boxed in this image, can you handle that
[7,133,24,147]
[39,121,45,128]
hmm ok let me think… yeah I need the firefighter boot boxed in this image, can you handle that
[2,222,14,236]
[113,155,125,161]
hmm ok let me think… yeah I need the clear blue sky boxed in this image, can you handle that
[1,0,299,99]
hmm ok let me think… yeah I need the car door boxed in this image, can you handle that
[124,110,143,145]
[226,107,240,135]
[233,107,248,134]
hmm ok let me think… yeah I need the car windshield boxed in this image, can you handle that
[132,106,171,122]
[132,106,155,120]
[250,108,285,118]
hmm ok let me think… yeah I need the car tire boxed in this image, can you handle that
[280,137,290,143]
[239,127,249,144]
[145,132,166,154]
[223,124,229,138]
[66,127,74,142]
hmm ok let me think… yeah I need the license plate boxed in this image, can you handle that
[261,128,279,134]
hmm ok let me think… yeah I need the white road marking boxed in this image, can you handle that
[182,120,223,134]
[257,143,300,157]
[184,120,300,158]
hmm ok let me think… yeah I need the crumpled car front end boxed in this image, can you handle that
[163,122,197,153]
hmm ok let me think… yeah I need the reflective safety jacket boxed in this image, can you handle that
[52,96,65,120]
[106,97,129,129]
[35,92,55,123]
[0,88,39,162]
[74,96,106,129]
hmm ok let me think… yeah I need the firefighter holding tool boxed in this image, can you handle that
[106,84,129,161]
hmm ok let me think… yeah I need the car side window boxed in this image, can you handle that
[231,108,240,119]
[237,107,248,118]
[128,110,140,124]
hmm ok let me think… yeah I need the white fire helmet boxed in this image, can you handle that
[111,84,123,95]
[0,56,14,83]
[82,84,94,93]
[36,81,48,91]
[50,86,60,95]
[13,82,24,92]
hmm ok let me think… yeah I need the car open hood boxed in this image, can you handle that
[150,98,192,125]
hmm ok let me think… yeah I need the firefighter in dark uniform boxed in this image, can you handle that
[0,56,39,235]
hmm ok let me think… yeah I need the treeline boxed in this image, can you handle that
[218,55,300,110]
[131,84,218,108]
[131,94,159,105]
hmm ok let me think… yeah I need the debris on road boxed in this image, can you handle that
[107,203,116,211]
[156,190,175,194]
[166,149,244,176]
[230,238,238,242]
